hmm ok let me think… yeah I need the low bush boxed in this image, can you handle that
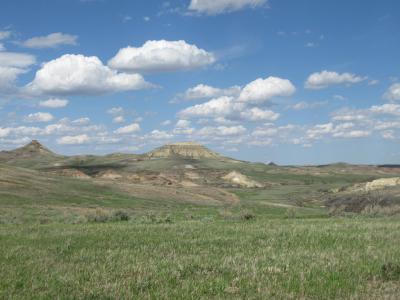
[85,208,130,223]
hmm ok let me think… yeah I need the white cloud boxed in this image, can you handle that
[25,112,54,123]
[0,43,5,51]
[306,123,334,139]
[179,96,244,118]
[238,76,296,103]
[368,79,379,86]
[252,127,278,137]
[175,119,191,128]
[0,31,11,40]
[179,77,286,123]
[333,130,370,138]
[26,54,150,95]
[57,134,90,145]
[305,70,366,89]
[197,125,246,136]
[288,101,327,110]
[147,130,173,140]
[113,116,125,123]
[161,120,172,126]
[175,84,241,101]
[114,123,141,134]
[381,130,395,140]
[107,107,124,115]
[240,107,279,121]
[383,83,400,101]
[108,40,215,72]
[72,117,90,125]
[39,98,69,108]
[0,66,28,91]
[0,52,36,91]
[22,33,78,49]
[188,0,267,15]
[0,127,11,138]
[370,103,400,116]
[0,52,36,68]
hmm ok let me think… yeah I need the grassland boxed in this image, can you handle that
[1,218,400,299]
[1,142,400,298]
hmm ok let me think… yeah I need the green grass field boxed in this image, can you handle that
[1,218,400,299]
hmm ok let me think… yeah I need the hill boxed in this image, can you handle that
[146,141,222,159]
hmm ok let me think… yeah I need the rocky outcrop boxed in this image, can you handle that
[365,177,400,191]
[222,171,264,188]
[346,177,400,192]
[146,142,221,159]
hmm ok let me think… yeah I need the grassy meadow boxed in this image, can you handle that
[1,156,400,298]
[1,217,400,299]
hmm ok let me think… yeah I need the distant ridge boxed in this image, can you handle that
[146,141,222,159]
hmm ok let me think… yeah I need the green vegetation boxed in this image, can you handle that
[1,141,400,298]
[1,218,400,299]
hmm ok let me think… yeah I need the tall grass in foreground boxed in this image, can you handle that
[1,217,400,299]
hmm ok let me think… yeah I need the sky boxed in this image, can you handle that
[0,0,399,165]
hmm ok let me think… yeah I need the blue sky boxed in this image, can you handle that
[0,0,399,164]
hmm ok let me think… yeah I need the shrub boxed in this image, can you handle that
[240,210,256,221]
[85,208,131,223]
[112,210,130,221]
[381,262,400,281]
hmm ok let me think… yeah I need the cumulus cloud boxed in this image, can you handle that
[26,54,150,95]
[57,134,90,145]
[39,98,69,108]
[146,130,174,140]
[370,103,400,116]
[197,125,246,136]
[305,70,366,89]
[238,76,296,103]
[174,84,241,102]
[178,76,289,123]
[25,112,54,123]
[108,40,215,73]
[179,96,244,119]
[188,0,267,15]
[114,123,141,134]
[240,107,279,121]
[21,33,78,49]
[383,83,400,101]
[113,116,125,123]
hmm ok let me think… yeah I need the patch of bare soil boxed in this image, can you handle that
[96,170,123,180]
[59,169,91,179]
[222,171,264,188]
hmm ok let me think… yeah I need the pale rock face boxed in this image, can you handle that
[222,171,263,188]
[97,170,123,180]
[364,177,400,191]
[147,142,220,159]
